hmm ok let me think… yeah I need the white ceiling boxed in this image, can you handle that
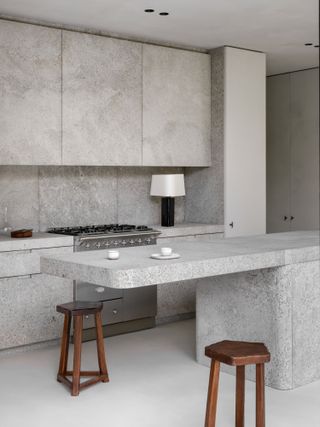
[0,0,318,75]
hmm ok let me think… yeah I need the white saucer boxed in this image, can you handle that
[151,253,181,260]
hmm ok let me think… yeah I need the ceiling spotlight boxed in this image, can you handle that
[144,9,154,13]
[304,43,313,46]
[159,12,169,16]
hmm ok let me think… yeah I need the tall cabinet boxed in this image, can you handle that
[267,68,319,232]
[223,47,266,237]
[185,47,267,238]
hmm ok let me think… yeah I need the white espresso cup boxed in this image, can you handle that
[160,247,172,256]
[107,249,120,260]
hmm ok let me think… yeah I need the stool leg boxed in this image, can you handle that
[256,364,265,427]
[57,313,71,381]
[236,366,245,427]
[205,360,220,427]
[72,315,83,396]
[95,312,109,382]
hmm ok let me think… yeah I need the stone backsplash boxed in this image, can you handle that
[0,166,185,231]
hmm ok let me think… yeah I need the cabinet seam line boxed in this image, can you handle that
[60,30,63,165]
[141,44,144,165]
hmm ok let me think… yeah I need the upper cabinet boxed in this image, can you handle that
[0,20,212,167]
[142,45,211,166]
[0,20,61,165]
[62,31,142,166]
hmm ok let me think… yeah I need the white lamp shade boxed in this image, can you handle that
[150,174,185,197]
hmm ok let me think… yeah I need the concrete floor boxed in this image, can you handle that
[0,319,319,427]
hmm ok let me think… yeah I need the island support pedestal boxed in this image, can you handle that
[196,260,320,390]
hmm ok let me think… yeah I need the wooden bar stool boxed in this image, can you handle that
[56,301,109,396]
[204,340,270,427]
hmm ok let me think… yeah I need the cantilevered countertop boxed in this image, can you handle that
[40,231,319,288]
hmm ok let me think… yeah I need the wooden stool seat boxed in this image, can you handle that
[56,301,109,396]
[205,340,270,366]
[57,301,103,316]
[205,340,270,427]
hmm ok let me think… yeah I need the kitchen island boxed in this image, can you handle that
[41,231,320,390]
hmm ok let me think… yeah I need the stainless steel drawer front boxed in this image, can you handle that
[83,299,124,328]
[75,281,123,301]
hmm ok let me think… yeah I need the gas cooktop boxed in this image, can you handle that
[47,224,156,236]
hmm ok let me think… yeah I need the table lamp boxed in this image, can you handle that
[150,174,185,227]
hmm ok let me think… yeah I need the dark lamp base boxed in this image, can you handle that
[161,197,175,227]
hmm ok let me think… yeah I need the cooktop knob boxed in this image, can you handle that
[95,242,101,248]
[122,240,127,245]
[104,241,110,247]
[85,243,91,248]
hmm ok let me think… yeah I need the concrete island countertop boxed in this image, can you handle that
[40,231,319,288]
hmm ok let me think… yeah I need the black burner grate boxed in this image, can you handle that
[47,224,154,236]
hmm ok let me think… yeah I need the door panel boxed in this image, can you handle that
[142,45,211,166]
[266,74,291,233]
[62,31,142,165]
[224,48,266,237]
[290,69,319,231]
[0,20,61,165]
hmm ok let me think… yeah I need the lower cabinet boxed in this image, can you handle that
[0,274,73,350]
[156,232,223,321]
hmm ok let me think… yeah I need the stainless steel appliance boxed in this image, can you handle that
[48,224,161,340]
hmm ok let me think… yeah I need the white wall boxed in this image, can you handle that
[224,47,266,237]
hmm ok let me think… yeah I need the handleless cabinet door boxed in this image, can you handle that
[290,69,319,231]
[0,274,73,350]
[224,48,266,237]
[62,31,142,165]
[266,74,291,233]
[142,45,211,166]
[0,20,61,165]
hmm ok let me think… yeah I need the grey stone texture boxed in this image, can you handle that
[40,231,319,288]
[1,18,212,170]
[0,274,73,349]
[117,167,185,225]
[157,279,196,319]
[185,48,225,223]
[196,260,320,390]
[154,223,224,238]
[39,166,118,228]
[142,45,211,166]
[0,246,73,278]
[0,233,73,252]
[0,20,61,165]
[156,228,224,321]
[0,165,186,231]
[0,166,39,231]
[0,235,73,350]
[62,31,143,166]
[40,230,320,389]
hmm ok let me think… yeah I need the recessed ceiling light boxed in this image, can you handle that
[159,12,169,16]
[144,9,154,13]
[304,43,313,46]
